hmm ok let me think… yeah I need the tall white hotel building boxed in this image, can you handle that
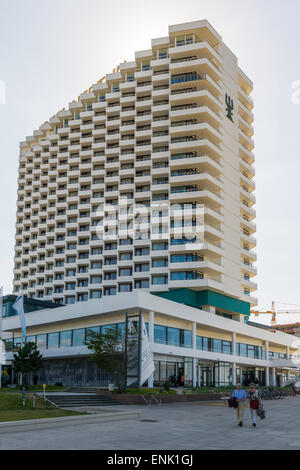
[13,20,257,310]
[7,21,300,389]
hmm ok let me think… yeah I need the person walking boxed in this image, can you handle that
[232,383,248,427]
[248,382,261,427]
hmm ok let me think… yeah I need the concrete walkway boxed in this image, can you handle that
[0,397,299,450]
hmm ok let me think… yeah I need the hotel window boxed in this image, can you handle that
[77,293,88,302]
[91,276,102,284]
[48,332,59,349]
[104,287,117,296]
[152,258,168,268]
[101,324,116,335]
[66,296,75,305]
[26,335,36,344]
[60,330,72,348]
[152,275,168,285]
[141,61,150,71]
[112,82,120,92]
[127,72,134,82]
[154,325,167,345]
[119,268,132,276]
[134,279,150,289]
[90,290,102,299]
[36,334,47,349]
[158,49,168,59]
[183,330,192,348]
[167,327,180,347]
[86,326,100,335]
[119,283,132,293]
[152,242,168,251]
[73,328,86,347]
[91,262,102,269]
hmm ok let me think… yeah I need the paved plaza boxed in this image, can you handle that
[0,397,299,450]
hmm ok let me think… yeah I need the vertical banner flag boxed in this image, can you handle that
[140,317,155,386]
[126,317,155,387]
[12,295,26,343]
[0,287,3,339]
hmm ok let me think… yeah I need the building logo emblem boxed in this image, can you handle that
[225,93,234,122]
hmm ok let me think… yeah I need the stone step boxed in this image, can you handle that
[45,394,120,408]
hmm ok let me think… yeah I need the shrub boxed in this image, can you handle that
[54,382,63,387]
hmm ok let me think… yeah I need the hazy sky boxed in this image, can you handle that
[1,0,300,324]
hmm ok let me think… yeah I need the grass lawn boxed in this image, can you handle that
[0,385,66,393]
[0,392,84,423]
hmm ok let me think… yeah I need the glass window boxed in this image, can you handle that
[196,336,202,350]
[101,324,116,335]
[117,323,125,335]
[48,332,59,349]
[152,258,168,268]
[152,275,168,285]
[86,326,100,336]
[247,345,255,358]
[167,327,180,347]
[154,325,167,344]
[222,341,232,354]
[213,339,222,353]
[36,334,47,349]
[90,290,102,299]
[239,343,247,357]
[60,330,72,348]
[73,328,86,347]
[203,337,210,351]
[183,330,192,348]
[119,284,132,292]
[26,335,36,344]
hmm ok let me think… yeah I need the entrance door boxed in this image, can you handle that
[199,365,214,387]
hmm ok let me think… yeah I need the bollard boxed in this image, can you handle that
[33,392,36,409]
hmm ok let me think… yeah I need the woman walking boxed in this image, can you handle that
[248,382,262,427]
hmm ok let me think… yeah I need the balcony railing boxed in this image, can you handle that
[171,73,206,85]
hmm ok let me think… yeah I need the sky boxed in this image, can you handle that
[1,0,300,325]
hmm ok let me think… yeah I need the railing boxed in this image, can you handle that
[171,56,198,63]
[171,73,206,84]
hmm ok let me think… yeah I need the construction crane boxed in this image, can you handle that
[251,301,300,325]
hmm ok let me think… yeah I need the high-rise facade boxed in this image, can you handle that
[13,20,257,308]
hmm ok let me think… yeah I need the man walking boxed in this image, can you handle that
[232,383,248,427]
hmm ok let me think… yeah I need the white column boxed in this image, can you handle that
[232,332,236,356]
[272,367,276,387]
[232,363,237,386]
[265,340,269,360]
[287,346,290,359]
[148,311,154,388]
[265,367,270,386]
[198,365,201,388]
[192,322,197,388]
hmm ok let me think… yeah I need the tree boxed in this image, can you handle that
[13,342,44,384]
[85,326,137,392]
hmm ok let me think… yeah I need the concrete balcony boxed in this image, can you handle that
[240,188,256,206]
[241,247,257,262]
[238,101,254,125]
[168,42,222,66]
[170,138,222,160]
[240,203,256,220]
[240,158,255,178]
[170,172,222,192]
[240,217,256,234]
[169,277,223,292]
